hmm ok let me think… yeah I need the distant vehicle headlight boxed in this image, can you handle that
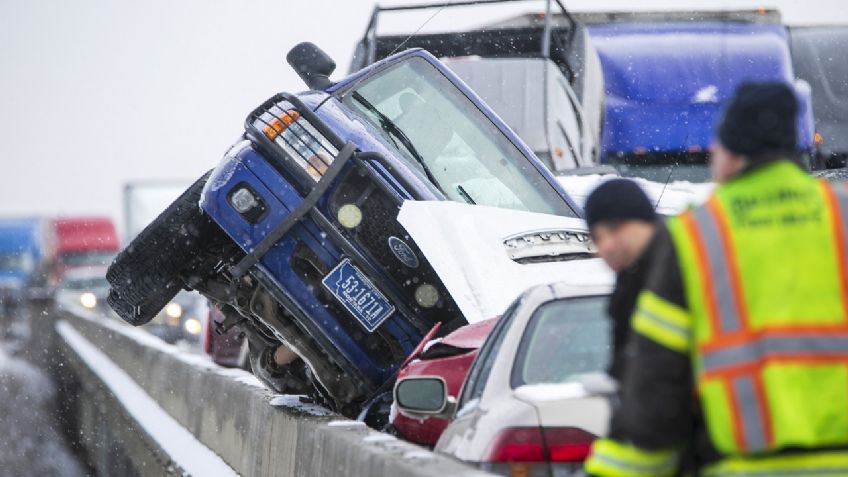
[80,292,97,309]
[183,317,202,336]
[414,283,439,308]
[165,302,182,319]
[337,204,363,229]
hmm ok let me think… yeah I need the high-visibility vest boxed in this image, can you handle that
[664,160,848,456]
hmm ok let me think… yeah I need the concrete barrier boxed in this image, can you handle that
[38,302,492,477]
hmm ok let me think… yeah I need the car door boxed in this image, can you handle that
[435,298,520,458]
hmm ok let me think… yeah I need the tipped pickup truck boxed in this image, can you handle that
[107,42,581,419]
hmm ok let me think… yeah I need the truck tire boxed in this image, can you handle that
[107,171,216,326]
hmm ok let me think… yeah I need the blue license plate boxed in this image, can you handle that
[322,258,395,333]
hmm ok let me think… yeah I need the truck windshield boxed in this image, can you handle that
[343,56,576,217]
[0,253,34,273]
[61,251,115,268]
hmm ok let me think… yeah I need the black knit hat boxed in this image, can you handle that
[584,179,655,229]
[717,82,798,156]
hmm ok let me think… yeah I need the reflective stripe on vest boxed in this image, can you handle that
[683,180,848,454]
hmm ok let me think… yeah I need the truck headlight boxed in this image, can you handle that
[230,187,259,214]
[228,183,267,222]
[257,108,338,182]
[80,292,97,309]
[165,302,182,319]
[184,317,202,335]
[414,284,439,308]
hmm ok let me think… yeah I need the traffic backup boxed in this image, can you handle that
[106,42,582,420]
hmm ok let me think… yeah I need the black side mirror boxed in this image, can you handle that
[287,42,336,90]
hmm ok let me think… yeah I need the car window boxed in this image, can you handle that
[458,298,521,409]
[342,56,577,217]
[511,295,610,387]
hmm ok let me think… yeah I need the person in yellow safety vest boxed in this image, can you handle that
[585,81,848,477]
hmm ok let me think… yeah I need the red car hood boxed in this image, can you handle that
[439,317,497,350]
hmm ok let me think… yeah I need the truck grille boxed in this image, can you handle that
[290,242,402,363]
[329,167,465,335]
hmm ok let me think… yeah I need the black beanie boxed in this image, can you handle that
[584,179,655,229]
[717,82,798,156]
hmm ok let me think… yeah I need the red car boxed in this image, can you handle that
[392,318,498,445]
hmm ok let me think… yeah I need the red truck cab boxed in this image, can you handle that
[51,217,119,280]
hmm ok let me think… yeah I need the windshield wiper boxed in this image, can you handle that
[456,185,476,205]
[351,92,445,193]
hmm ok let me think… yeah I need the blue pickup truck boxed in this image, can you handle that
[107,43,581,419]
[577,10,816,180]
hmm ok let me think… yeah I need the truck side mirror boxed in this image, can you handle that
[287,42,336,90]
[394,376,456,418]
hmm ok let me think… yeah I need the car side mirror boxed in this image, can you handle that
[394,376,456,418]
[287,42,336,90]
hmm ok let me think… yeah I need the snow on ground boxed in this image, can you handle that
[0,338,86,476]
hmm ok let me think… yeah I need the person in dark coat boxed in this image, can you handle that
[584,179,659,381]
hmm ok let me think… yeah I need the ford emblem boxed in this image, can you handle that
[388,236,419,268]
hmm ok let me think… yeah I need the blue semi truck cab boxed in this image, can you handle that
[107,43,582,418]
[0,218,48,316]
[577,9,815,180]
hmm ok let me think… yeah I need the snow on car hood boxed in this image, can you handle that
[557,174,715,216]
[398,201,614,324]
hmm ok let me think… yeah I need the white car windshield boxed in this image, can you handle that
[343,56,576,217]
[513,295,611,386]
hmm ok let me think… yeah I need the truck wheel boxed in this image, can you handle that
[107,171,217,326]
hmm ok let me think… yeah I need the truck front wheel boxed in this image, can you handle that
[107,171,221,326]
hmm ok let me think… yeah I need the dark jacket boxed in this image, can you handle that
[611,223,721,471]
[606,227,659,381]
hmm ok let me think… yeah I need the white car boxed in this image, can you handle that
[394,281,615,477]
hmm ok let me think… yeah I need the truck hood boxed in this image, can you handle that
[398,201,613,324]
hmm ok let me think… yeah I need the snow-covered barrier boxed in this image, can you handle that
[40,304,491,477]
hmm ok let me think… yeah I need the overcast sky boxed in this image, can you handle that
[0,0,845,237]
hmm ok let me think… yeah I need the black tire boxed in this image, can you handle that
[107,171,216,325]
